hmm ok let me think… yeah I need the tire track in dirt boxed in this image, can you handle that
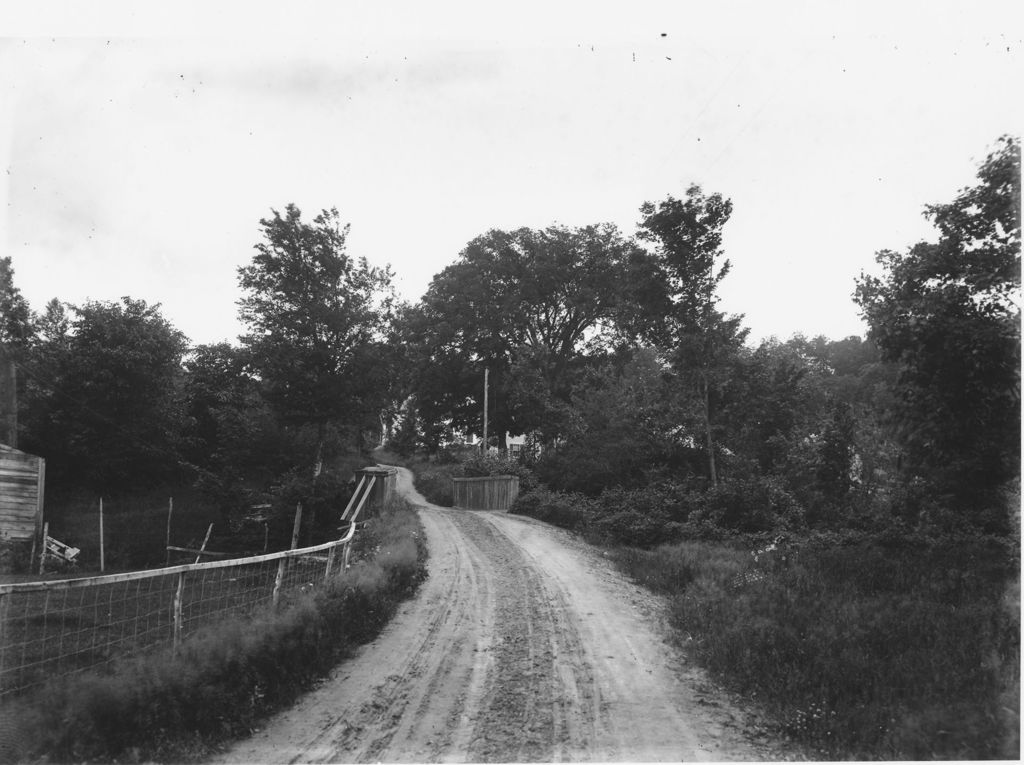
[212,468,786,763]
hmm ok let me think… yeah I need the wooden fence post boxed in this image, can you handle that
[272,503,302,607]
[290,503,302,550]
[38,521,48,575]
[173,571,185,649]
[99,497,105,573]
[0,592,8,651]
[325,545,336,581]
[194,523,213,564]
[165,498,173,566]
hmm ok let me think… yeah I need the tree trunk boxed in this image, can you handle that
[701,371,718,488]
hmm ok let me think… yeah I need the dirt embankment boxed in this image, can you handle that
[213,468,789,762]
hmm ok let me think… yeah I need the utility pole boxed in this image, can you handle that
[482,367,489,452]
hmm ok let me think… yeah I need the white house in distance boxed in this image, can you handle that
[462,432,538,460]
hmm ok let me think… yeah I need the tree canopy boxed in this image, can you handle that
[237,204,396,462]
[406,223,651,444]
[20,298,189,491]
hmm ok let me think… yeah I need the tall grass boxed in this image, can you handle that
[615,535,1019,759]
[0,497,427,764]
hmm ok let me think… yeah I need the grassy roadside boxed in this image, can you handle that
[0,497,427,764]
[614,534,1019,760]
[508,487,1019,759]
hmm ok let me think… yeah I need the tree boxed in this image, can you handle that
[0,257,34,351]
[389,399,422,456]
[815,400,857,507]
[531,347,699,494]
[237,205,395,469]
[34,298,71,347]
[0,257,34,446]
[854,136,1021,529]
[719,339,827,479]
[20,298,189,491]
[637,185,748,486]
[407,223,650,445]
[181,343,278,471]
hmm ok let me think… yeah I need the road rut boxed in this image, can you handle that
[213,468,782,762]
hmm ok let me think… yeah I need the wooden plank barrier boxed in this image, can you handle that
[349,466,398,517]
[451,475,520,511]
[0,444,45,545]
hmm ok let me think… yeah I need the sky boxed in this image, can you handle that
[1,1,1021,347]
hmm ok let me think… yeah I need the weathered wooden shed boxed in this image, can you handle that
[0,444,45,545]
[452,475,520,511]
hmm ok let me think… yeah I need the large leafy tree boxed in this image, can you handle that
[20,298,188,491]
[237,205,395,467]
[637,185,748,486]
[854,136,1021,529]
[407,223,650,445]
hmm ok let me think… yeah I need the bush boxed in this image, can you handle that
[512,488,594,531]
[410,463,456,506]
[691,475,803,532]
[592,510,682,548]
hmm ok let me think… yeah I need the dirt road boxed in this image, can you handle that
[214,468,783,763]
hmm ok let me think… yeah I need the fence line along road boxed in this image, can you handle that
[0,472,385,700]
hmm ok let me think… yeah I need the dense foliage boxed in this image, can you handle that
[19,298,189,492]
[855,136,1020,532]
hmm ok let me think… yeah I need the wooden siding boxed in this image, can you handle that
[452,475,520,511]
[0,445,45,543]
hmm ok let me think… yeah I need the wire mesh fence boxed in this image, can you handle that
[0,529,354,699]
